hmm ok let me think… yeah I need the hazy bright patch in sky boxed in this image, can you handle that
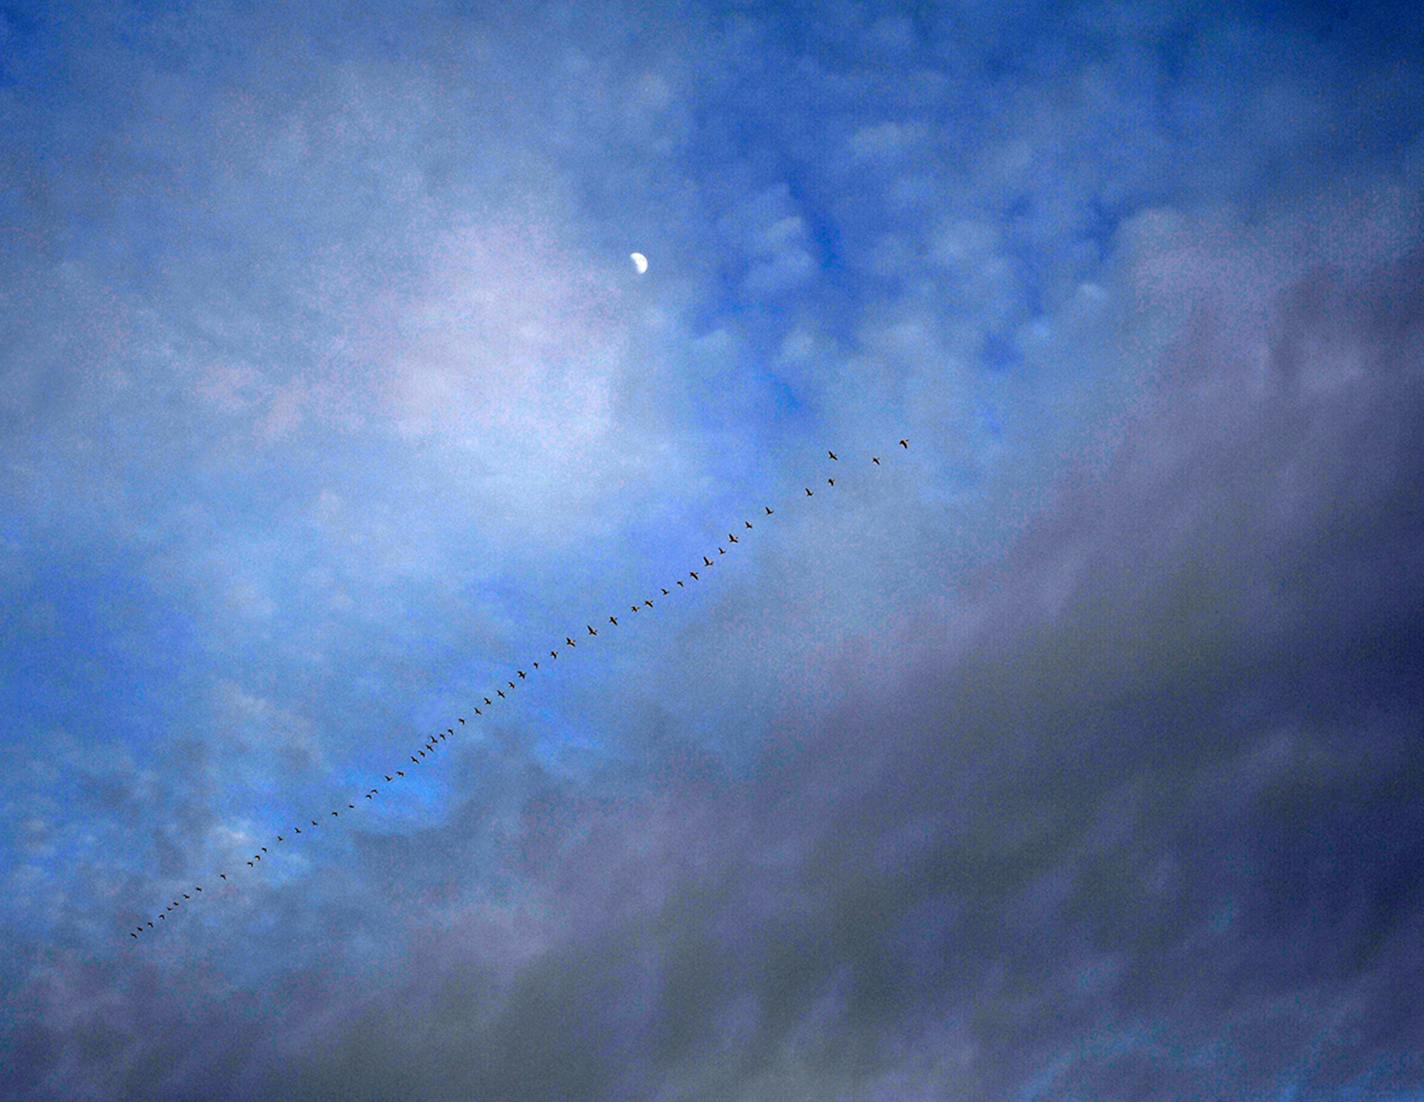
[1,2,1422,1100]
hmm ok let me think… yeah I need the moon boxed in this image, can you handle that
[630,251,648,275]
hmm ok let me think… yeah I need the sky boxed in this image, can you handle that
[1,1,1422,1098]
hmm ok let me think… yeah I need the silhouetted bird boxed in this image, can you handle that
[828,478,835,486]
[728,534,738,543]
[644,599,653,608]
[661,588,669,596]
[448,728,454,735]
[828,450,838,460]
[507,681,515,689]
[872,456,880,465]
[718,547,726,555]
[458,718,465,725]
[366,794,373,799]
[497,690,505,699]
[147,921,153,927]
[261,847,267,853]
[385,775,392,782]
[765,506,774,515]
[518,670,526,680]
[219,873,228,882]
[631,604,640,613]
[295,827,301,833]
[159,914,166,920]
[609,616,618,626]
[899,438,908,448]
[331,811,339,817]
[247,861,254,867]
[412,754,420,762]
[703,556,713,566]
[566,636,577,646]
[676,580,684,587]
[474,708,482,716]
[347,804,354,809]
[690,571,699,580]
[805,487,813,496]
[183,893,190,899]
[397,770,405,777]
[550,650,558,660]
[588,624,598,636]
[131,932,137,938]
[311,819,318,825]
[418,750,425,758]
[195,886,203,892]
[484,697,492,705]
[745,520,753,528]
[532,661,539,669]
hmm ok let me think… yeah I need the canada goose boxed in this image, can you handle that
[566,636,577,646]
[518,670,526,680]
[828,478,835,486]
[689,571,699,580]
[828,450,838,460]
[805,487,813,496]
[765,506,774,515]
[609,616,618,626]
[728,534,738,543]
[872,456,880,465]
[550,650,558,660]
[899,438,908,448]
[676,580,684,587]
[644,599,653,608]
[745,520,753,528]
[588,625,597,636]
[703,556,713,567]
[661,588,669,596]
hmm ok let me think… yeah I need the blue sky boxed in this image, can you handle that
[2,1,1423,1098]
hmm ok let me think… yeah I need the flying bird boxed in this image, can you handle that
[474,708,482,716]
[631,604,640,613]
[418,750,425,758]
[331,811,339,817]
[690,571,699,580]
[899,438,908,448]
[366,793,373,799]
[497,690,505,699]
[718,547,726,555]
[147,921,153,927]
[703,556,713,567]
[609,616,618,626]
[518,670,526,679]
[247,861,253,867]
[183,893,190,899]
[661,588,669,596]
[261,847,267,853]
[131,932,137,938]
[765,506,774,515]
[728,534,738,543]
[295,827,301,833]
[676,580,684,587]
[507,681,515,689]
[311,819,318,826]
[550,650,558,660]
[828,450,838,460]
[385,775,392,782]
[397,770,405,777]
[484,697,493,705]
[532,661,539,670]
[872,456,880,465]
[805,487,814,496]
[644,599,653,608]
[195,886,202,892]
[458,718,465,725]
[588,624,597,636]
[745,520,753,528]
[566,636,577,646]
[828,478,835,486]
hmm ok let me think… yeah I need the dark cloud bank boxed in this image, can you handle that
[5,232,1422,1100]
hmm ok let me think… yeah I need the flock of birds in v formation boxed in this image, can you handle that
[128,440,909,940]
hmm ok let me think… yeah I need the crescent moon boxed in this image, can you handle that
[630,252,648,275]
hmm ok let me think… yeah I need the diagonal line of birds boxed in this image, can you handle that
[127,440,909,940]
